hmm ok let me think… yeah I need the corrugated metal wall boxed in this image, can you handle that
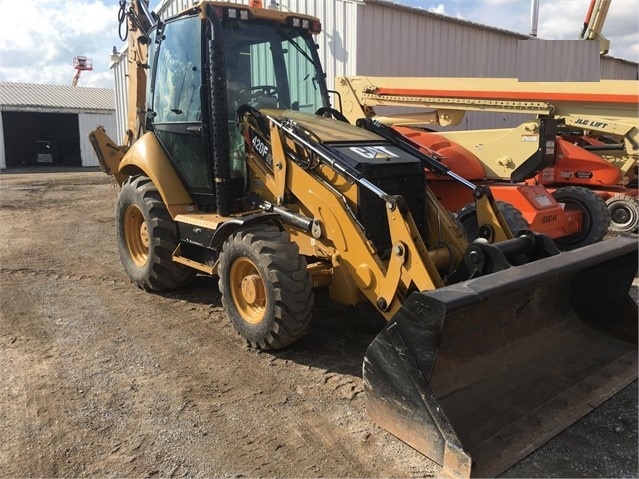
[113,60,129,144]
[601,57,639,79]
[357,3,522,78]
[78,112,118,167]
[517,40,601,82]
[357,1,637,81]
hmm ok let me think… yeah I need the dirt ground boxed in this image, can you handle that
[0,170,637,478]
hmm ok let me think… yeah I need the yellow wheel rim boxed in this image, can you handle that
[124,204,149,267]
[229,258,266,324]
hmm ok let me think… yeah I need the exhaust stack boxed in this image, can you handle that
[529,0,539,37]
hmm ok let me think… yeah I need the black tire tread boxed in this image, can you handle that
[117,176,195,292]
[457,200,528,241]
[552,186,610,250]
[218,225,313,350]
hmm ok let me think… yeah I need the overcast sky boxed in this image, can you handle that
[0,0,637,89]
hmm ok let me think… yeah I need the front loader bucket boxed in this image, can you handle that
[363,235,638,479]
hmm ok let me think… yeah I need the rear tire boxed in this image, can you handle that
[218,225,313,350]
[552,186,609,250]
[116,175,195,291]
[606,194,639,233]
[456,201,528,241]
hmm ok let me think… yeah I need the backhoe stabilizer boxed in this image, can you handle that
[363,234,638,478]
[89,126,128,184]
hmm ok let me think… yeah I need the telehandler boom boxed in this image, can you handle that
[335,75,639,237]
[580,0,611,55]
[91,2,638,477]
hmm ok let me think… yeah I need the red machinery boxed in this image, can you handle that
[72,56,93,87]
[335,75,639,242]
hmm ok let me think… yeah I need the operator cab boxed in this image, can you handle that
[145,3,330,210]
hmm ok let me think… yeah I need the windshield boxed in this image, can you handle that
[223,21,329,114]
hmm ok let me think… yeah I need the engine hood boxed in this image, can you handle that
[260,108,427,168]
[260,109,383,144]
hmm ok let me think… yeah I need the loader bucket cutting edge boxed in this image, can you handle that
[363,235,638,479]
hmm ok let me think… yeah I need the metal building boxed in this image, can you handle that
[111,0,638,138]
[0,83,116,170]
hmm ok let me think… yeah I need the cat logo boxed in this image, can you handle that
[349,146,399,160]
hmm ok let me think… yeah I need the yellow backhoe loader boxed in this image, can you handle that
[90,2,638,477]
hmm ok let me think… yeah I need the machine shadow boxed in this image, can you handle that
[157,275,386,378]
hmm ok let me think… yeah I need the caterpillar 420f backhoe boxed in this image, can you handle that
[91,2,638,478]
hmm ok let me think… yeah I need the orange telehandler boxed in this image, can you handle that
[334,75,639,243]
[90,1,638,477]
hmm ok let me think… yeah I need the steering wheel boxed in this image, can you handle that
[239,85,279,109]
[315,107,349,123]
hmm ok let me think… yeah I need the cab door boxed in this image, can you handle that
[150,15,215,205]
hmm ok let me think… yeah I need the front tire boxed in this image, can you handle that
[116,175,195,291]
[218,225,313,350]
[552,186,609,250]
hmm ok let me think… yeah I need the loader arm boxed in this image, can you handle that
[250,113,448,317]
[357,117,517,242]
[241,109,560,315]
